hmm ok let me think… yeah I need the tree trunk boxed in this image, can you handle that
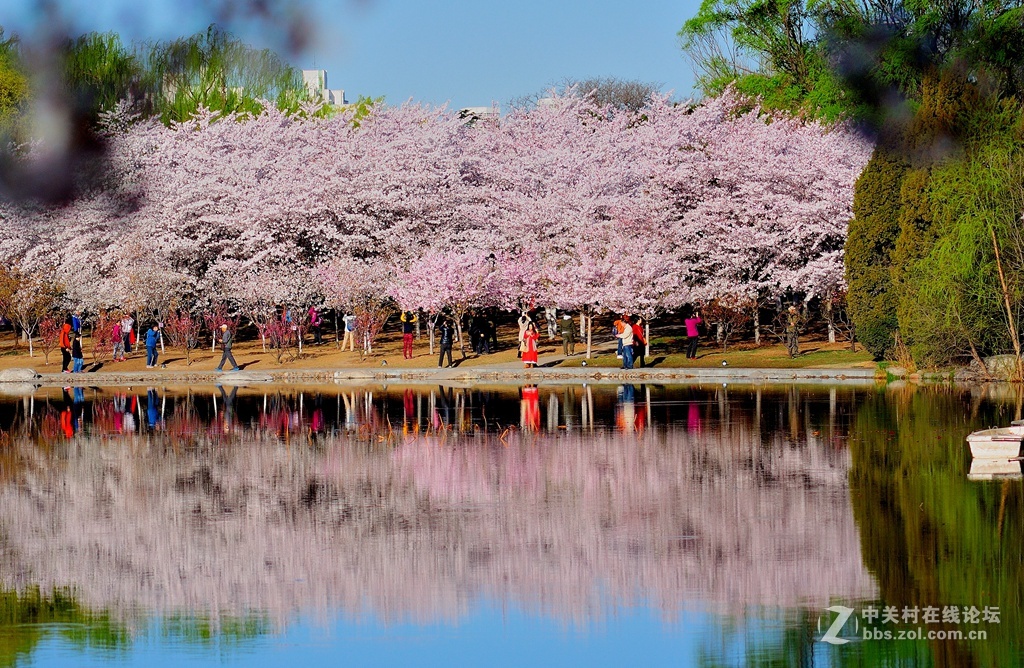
[754,309,760,345]
[586,313,593,359]
[825,299,836,343]
[991,227,1023,381]
[716,323,723,344]
[27,334,33,357]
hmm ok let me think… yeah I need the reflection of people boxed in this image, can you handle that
[218,384,239,432]
[616,384,636,432]
[522,322,540,368]
[147,388,161,429]
[687,402,702,433]
[521,385,540,431]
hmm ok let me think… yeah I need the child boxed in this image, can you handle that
[71,332,84,373]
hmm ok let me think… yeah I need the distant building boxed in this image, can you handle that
[458,105,500,124]
[302,70,347,106]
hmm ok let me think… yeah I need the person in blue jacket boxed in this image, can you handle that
[145,324,161,368]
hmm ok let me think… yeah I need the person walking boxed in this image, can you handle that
[145,324,160,368]
[308,306,323,345]
[786,306,802,358]
[401,310,417,359]
[437,318,455,368]
[342,313,356,351]
[60,319,73,373]
[684,310,702,359]
[522,321,540,368]
[71,332,84,373]
[71,311,82,335]
[216,324,240,371]
[559,314,577,356]
[616,316,635,369]
[631,316,647,368]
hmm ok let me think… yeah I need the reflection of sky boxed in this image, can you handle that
[29,605,723,667]
[3,0,698,110]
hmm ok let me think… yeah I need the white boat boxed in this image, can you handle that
[966,424,1024,460]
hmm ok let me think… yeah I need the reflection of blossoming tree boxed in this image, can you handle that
[0,386,875,624]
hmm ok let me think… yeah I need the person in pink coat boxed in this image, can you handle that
[684,310,702,359]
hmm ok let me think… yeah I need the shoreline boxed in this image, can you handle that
[0,365,897,389]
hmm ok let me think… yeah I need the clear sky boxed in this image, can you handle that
[2,0,701,110]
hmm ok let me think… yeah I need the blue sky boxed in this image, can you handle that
[3,0,701,109]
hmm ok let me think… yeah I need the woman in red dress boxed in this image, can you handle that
[522,322,540,368]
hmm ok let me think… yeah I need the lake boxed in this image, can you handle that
[0,382,1019,667]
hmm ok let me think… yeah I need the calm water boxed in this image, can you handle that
[0,382,1020,667]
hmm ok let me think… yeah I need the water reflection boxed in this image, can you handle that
[0,383,1019,665]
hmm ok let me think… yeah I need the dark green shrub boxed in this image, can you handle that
[845,148,907,359]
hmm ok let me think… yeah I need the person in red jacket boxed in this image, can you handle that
[521,322,540,368]
[59,320,73,373]
[631,316,647,368]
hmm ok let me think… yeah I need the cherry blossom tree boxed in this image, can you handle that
[0,87,871,357]
[319,259,395,355]
[37,316,62,366]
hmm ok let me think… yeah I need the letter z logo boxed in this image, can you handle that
[819,605,856,645]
